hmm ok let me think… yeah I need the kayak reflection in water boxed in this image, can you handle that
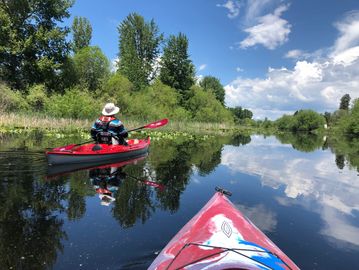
[91,102,129,146]
[90,166,127,206]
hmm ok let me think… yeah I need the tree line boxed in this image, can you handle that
[0,1,251,123]
[257,93,359,137]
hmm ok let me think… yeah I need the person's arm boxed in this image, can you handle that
[118,124,128,138]
[110,119,128,138]
[91,121,100,141]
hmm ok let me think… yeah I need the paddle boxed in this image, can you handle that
[126,174,165,191]
[127,118,169,132]
[50,118,169,150]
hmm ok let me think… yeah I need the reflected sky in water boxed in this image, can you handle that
[221,135,359,249]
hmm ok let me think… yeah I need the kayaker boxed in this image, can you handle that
[91,103,128,145]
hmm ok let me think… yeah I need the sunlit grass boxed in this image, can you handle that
[0,112,246,135]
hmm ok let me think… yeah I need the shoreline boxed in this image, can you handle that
[0,112,254,136]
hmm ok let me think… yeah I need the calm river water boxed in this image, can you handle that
[0,133,358,269]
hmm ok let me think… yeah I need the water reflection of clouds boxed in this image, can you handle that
[235,204,277,233]
[221,136,359,247]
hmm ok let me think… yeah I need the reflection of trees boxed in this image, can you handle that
[67,191,86,220]
[335,154,345,170]
[196,148,222,176]
[149,136,228,212]
[275,132,324,152]
[154,145,193,213]
[229,133,251,146]
[112,165,155,228]
[0,171,67,269]
[66,171,93,220]
[187,137,227,176]
[326,136,359,172]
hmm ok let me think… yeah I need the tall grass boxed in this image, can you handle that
[0,112,240,135]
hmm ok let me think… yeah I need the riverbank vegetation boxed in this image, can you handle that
[0,1,358,138]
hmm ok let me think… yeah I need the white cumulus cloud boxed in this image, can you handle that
[240,4,291,50]
[226,11,359,119]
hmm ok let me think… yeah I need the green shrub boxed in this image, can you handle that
[99,73,133,113]
[129,81,191,120]
[276,114,295,130]
[45,87,100,119]
[0,82,29,112]
[186,86,234,123]
[26,84,48,112]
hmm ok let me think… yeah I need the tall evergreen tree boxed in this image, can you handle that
[0,0,73,90]
[339,93,351,110]
[160,33,195,96]
[200,76,225,105]
[72,16,92,52]
[117,13,163,90]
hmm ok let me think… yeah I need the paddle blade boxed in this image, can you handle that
[144,118,169,129]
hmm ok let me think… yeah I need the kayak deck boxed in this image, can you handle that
[149,191,299,270]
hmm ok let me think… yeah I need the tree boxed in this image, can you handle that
[229,106,253,123]
[276,110,325,132]
[73,46,110,91]
[339,94,351,110]
[293,110,325,131]
[199,76,225,105]
[72,16,92,52]
[160,33,195,97]
[0,0,73,90]
[345,99,359,136]
[117,13,163,90]
[324,111,331,125]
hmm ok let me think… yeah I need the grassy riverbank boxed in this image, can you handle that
[0,112,255,136]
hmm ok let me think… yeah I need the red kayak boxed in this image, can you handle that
[46,137,150,165]
[149,189,299,270]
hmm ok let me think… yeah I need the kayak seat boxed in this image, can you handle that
[92,144,103,151]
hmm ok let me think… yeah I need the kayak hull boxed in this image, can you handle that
[149,192,299,270]
[46,137,150,165]
[46,154,148,178]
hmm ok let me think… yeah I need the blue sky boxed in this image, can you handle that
[66,0,359,119]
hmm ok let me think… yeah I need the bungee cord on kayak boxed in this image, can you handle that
[165,242,293,270]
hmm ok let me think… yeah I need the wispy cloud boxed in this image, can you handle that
[217,0,241,19]
[236,67,244,72]
[198,64,207,71]
[285,49,306,59]
[225,11,359,119]
[244,0,275,24]
[240,4,291,50]
[331,11,359,56]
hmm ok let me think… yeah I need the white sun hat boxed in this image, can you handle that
[102,103,120,116]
